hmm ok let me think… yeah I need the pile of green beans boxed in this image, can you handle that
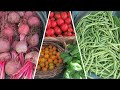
[75,11,120,79]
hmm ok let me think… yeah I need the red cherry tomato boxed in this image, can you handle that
[54,26,62,35]
[55,13,61,19]
[46,28,54,36]
[56,18,64,26]
[47,20,51,29]
[51,20,57,28]
[65,18,71,24]
[50,12,54,18]
[61,12,68,20]
[60,23,68,32]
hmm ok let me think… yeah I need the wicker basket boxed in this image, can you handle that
[44,36,76,44]
[35,39,66,79]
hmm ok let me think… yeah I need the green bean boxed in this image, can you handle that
[75,11,120,79]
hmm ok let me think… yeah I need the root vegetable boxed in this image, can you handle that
[28,16,40,26]
[12,40,18,50]
[0,38,10,53]
[3,27,14,43]
[18,24,30,40]
[18,11,25,17]
[5,60,21,75]
[8,12,20,23]
[0,52,11,62]
[0,61,5,79]
[24,11,33,19]
[28,33,39,47]
[10,61,34,79]
[15,40,27,65]
[25,51,39,64]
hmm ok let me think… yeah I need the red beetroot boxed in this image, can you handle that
[8,12,20,23]
[15,40,27,65]
[25,51,39,64]
[5,60,21,76]
[0,61,5,79]
[24,11,33,19]
[28,33,39,47]
[0,52,11,62]
[3,27,14,43]
[18,11,25,17]
[18,24,30,41]
[28,16,40,26]
[0,38,10,53]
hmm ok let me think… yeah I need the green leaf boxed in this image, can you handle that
[72,72,81,79]
[64,70,71,79]
[63,56,73,63]
[60,52,69,59]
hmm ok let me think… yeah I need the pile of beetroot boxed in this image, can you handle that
[0,11,42,79]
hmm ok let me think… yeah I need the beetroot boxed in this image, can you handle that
[0,61,5,79]
[24,11,33,19]
[28,33,39,47]
[18,24,30,40]
[28,16,40,26]
[0,38,10,53]
[18,11,25,17]
[2,27,14,43]
[25,51,39,64]
[0,52,11,62]
[5,60,21,75]
[8,12,20,23]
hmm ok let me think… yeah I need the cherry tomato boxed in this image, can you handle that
[61,12,67,20]
[54,26,62,35]
[65,18,71,24]
[51,20,57,28]
[55,13,61,19]
[47,20,51,29]
[50,12,54,18]
[46,28,54,36]
[68,28,74,33]
[60,23,68,32]
[56,18,64,26]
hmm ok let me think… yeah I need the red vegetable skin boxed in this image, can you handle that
[28,33,39,47]
[25,51,39,64]
[46,29,54,36]
[8,12,20,23]
[47,20,51,29]
[3,27,14,43]
[49,12,54,18]
[28,16,40,26]
[15,40,27,65]
[0,38,10,53]
[0,52,11,62]
[54,26,62,35]
[10,61,34,79]
[0,61,5,79]
[65,18,71,24]
[67,32,72,36]
[18,24,30,41]
[61,12,68,20]
[56,18,64,26]
[12,41,18,50]
[5,60,21,76]
[60,23,68,32]
[54,13,61,19]
[51,20,57,28]
[24,11,33,19]
[18,11,25,17]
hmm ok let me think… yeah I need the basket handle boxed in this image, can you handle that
[44,37,67,50]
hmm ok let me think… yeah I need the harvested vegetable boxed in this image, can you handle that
[60,44,85,79]
[75,11,120,79]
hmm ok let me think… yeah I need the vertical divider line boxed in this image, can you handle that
[70,11,87,79]
[32,11,51,79]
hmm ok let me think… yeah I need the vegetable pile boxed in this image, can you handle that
[60,44,85,79]
[45,11,75,37]
[37,45,63,71]
[0,11,42,79]
[76,11,120,79]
